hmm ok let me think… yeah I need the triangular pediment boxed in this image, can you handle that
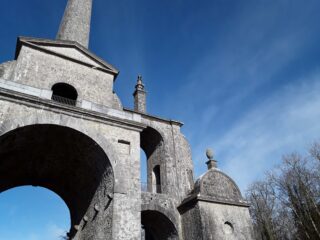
[15,37,119,77]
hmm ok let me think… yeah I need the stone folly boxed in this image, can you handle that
[0,0,254,239]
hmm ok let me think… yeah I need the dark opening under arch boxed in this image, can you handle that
[0,124,114,239]
[140,127,164,193]
[52,82,78,106]
[141,210,178,240]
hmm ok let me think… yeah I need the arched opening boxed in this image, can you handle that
[0,124,114,239]
[152,165,161,193]
[140,127,164,193]
[141,210,178,240]
[0,186,70,239]
[51,83,78,106]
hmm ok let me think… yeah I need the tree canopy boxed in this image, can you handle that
[246,142,320,240]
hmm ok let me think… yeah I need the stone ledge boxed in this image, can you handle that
[0,87,146,132]
[179,193,250,210]
[0,78,141,123]
[124,107,184,127]
[15,36,119,78]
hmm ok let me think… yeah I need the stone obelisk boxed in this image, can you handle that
[56,0,93,48]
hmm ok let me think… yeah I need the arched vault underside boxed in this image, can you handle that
[0,124,114,239]
[141,210,179,240]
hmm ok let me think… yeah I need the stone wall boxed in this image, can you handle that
[11,45,117,108]
[0,61,16,79]
[179,203,203,240]
[198,202,254,240]
[140,115,195,200]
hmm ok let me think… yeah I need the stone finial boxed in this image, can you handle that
[133,75,147,113]
[206,148,217,170]
[206,149,214,160]
[136,75,145,91]
[56,0,93,48]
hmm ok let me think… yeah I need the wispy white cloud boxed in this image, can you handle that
[46,223,66,240]
[205,72,320,192]
[162,1,320,195]
[171,3,310,117]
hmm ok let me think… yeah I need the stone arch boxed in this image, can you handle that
[141,209,179,240]
[141,202,179,231]
[140,126,164,160]
[0,124,114,239]
[0,112,121,166]
[140,127,165,193]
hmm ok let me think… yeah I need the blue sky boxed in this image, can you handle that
[1,0,320,238]
[0,187,69,240]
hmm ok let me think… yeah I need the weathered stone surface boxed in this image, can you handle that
[141,192,181,240]
[194,168,243,203]
[12,44,117,108]
[0,61,16,79]
[57,0,92,48]
[198,202,254,240]
[179,203,203,240]
[133,76,146,113]
[41,45,108,68]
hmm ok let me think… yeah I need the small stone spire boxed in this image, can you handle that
[133,75,147,113]
[56,0,93,48]
[206,148,218,170]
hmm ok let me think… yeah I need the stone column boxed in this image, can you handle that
[133,75,147,113]
[57,0,93,48]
